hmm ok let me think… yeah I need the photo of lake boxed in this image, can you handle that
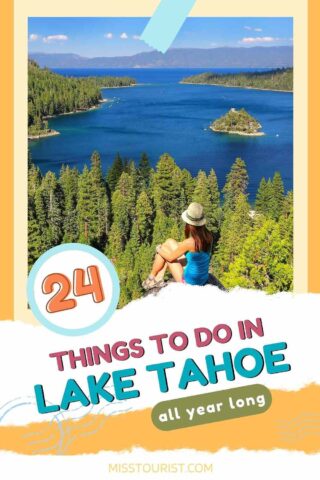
[27,16,294,299]
[29,67,293,201]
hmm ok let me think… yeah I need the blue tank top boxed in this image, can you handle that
[183,251,210,286]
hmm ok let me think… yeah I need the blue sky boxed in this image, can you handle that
[28,17,293,57]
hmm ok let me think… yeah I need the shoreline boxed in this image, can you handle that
[43,99,109,120]
[180,81,292,93]
[100,83,137,89]
[210,126,265,137]
[29,98,111,140]
[28,129,60,140]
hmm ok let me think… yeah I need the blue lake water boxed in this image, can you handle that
[30,68,293,200]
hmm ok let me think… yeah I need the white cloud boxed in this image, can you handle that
[244,26,263,32]
[29,34,39,42]
[104,32,113,39]
[43,34,68,44]
[132,35,140,40]
[120,32,128,40]
[240,36,280,44]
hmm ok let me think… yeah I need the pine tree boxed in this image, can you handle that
[265,179,276,217]
[110,189,131,246]
[214,193,252,274]
[117,224,143,306]
[282,190,293,221]
[272,171,285,220]
[208,169,221,233]
[28,154,43,260]
[192,171,213,228]
[135,190,154,244]
[192,170,209,205]
[208,169,220,211]
[180,169,195,205]
[153,154,182,218]
[126,160,139,195]
[255,177,268,213]
[77,165,93,244]
[41,171,63,246]
[28,209,43,269]
[34,188,47,239]
[223,158,249,211]
[255,173,285,221]
[28,161,42,201]
[137,152,152,191]
[107,153,123,192]
[89,151,109,247]
[106,223,125,262]
[117,171,136,221]
[255,178,273,218]
[107,171,136,253]
[192,170,221,234]
[76,154,109,247]
[59,165,79,242]
[279,191,293,262]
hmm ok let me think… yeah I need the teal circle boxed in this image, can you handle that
[27,243,120,336]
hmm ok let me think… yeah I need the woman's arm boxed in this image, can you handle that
[157,238,193,263]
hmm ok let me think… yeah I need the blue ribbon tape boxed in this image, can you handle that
[140,0,196,54]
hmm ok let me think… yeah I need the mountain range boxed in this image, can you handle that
[29,47,293,69]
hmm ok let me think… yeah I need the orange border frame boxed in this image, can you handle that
[0,1,319,320]
[0,0,14,319]
[308,0,320,292]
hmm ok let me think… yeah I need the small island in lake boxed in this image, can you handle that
[210,108,264,136]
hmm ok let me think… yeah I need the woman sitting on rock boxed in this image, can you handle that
[143,203,213,290]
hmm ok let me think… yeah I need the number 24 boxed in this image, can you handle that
[42,266,105,313]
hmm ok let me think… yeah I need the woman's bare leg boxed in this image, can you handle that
[143,252,167,290]
[150,253,167,278]
[155,262,167,281]
[148,238,184,284]
[159,238,184,282]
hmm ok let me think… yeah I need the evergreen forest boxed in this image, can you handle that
[28,152,293,307]
[181,68,293,91]
[28,60,136,136]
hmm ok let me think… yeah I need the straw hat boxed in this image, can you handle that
[181,202,206,226]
